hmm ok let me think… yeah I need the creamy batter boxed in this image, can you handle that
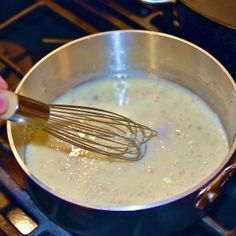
[25,77,229,207]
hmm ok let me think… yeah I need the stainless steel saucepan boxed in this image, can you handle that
[7,30,236,236]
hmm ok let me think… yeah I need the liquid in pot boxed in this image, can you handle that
[25,76,229,207]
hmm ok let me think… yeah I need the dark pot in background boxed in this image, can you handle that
[140,0,236,80]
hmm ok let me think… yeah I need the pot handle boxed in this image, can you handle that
[194,163,236,210]
[139,0,176,4]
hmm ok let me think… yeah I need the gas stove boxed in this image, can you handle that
[0,1,235,235]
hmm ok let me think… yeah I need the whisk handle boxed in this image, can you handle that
[0,90,49,127]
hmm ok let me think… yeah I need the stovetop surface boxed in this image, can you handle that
[0,1,235,235]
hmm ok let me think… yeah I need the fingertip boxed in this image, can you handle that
[0,76,8,90]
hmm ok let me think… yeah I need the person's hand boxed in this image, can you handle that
[0,76,8,115]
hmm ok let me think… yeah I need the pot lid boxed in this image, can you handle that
[181,0,236,29]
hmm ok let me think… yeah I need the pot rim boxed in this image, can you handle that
[7,30,236,211]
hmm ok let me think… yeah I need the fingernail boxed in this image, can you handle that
[0,93,8,115]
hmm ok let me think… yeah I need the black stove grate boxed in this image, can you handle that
[0,166,72,236]
[0,1,235,235]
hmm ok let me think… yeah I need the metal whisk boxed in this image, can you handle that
[1,91,157,161]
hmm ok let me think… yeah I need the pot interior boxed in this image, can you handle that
[8,30,236,206]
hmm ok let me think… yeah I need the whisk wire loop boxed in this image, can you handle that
[45,105,157,160]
